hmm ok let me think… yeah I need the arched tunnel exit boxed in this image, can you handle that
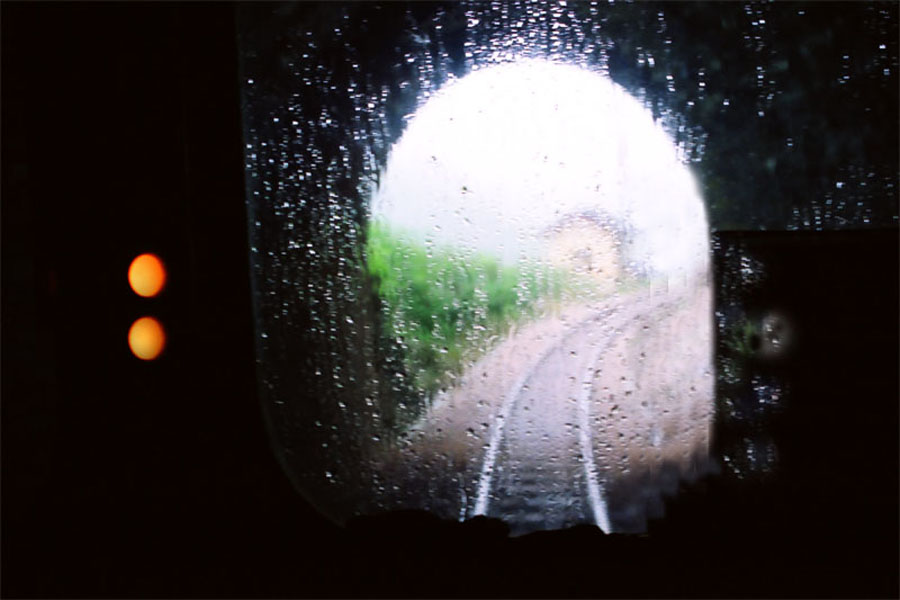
[238,6,725,537]
[365,59,712,534]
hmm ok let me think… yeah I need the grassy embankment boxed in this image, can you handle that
[365,221,583,400]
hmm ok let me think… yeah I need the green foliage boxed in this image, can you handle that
[365,221,574,398]
[723,319,760,358]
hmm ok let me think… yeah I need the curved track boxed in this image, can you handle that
[379,285,712,536]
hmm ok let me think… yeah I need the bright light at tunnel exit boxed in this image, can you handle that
[128,253,167,298]
[366,59,714,534]
[128,316,166,360]
[371,58,709,281]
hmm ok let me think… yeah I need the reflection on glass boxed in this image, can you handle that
[128,253,166,298]
[128,316,165,360]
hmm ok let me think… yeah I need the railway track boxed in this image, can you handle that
[468,293,679,534]
[379,285,711,535]
[470,305,618,533]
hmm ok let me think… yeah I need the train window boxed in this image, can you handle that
[237,3,897,534]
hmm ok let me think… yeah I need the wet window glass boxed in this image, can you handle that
[237,2,897,534]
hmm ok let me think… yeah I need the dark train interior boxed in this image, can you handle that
[3,3,897,598]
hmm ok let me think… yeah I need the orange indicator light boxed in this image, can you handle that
[128,253,166,297]
[128,316,166,360]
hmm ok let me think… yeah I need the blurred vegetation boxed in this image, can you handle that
[365,221,577,398]
[723,319,762,358]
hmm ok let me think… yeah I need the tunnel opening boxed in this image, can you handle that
[363,59,713,534]
[238,4,729,536]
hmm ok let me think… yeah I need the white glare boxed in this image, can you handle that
[371,59,709,281]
